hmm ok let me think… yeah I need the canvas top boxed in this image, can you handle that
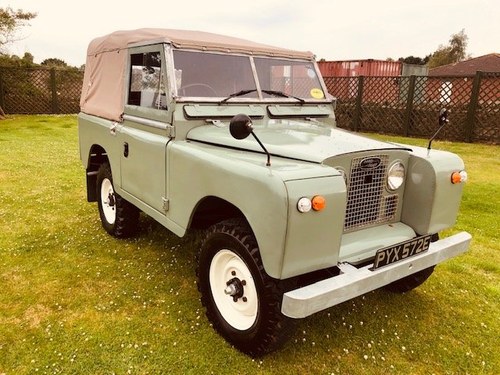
[80,29,315,121]
[86,28,314,59]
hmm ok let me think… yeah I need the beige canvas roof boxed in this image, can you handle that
[80,28,315,121]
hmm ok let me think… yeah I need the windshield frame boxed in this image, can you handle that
[168,46,331,104]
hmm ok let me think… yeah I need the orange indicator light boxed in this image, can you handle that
[312,195,326,211]
[451,170,468,184]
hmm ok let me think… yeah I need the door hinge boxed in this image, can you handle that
[166,125,175,138]
[162,197,170,212]
[110,121,120,136]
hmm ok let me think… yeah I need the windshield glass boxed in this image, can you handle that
[253,57,325,100]
[172,50,325,100]
[173,50,258,98]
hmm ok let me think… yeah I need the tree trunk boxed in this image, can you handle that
[0,105,5,120]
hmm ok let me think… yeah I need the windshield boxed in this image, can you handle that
[253,57,325,100]
[172,50,325,100]
[173,50,258,98]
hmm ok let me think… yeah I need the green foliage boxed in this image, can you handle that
[428,29,470,69]
[398,55,430,65]
[41,58,68,68]
[0,52,37,67]
[0,7,37,51]
[0,116,498,374]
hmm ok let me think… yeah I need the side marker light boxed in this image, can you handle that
[297,197,312,213]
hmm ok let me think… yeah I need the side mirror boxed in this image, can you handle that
[428,108,450,151]
[438,108,449,126]
[229,114,271,166]
[229,114,253,140]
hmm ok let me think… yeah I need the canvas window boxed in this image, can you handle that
[127,52,166,109]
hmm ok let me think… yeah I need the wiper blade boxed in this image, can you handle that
[219,89,257,104]
[261,89,305,104]
[219,88,306,104]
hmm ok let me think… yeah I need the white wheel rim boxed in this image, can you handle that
[100,178,116,225]
[209,249,258,330]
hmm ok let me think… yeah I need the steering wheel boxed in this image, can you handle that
[179,83,218,97]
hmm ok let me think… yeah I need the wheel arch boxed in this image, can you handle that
[189,195,250,230]
[85,144,109,202]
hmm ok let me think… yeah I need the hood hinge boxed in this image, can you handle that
[162,197,170,212]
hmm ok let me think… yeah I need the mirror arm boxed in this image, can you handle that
[428,108,449,151]
[251,132,271,166]
[427,121,448,151]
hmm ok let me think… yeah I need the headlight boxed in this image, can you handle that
[387,161,405,190]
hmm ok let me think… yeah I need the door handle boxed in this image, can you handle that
[123,142,129,157]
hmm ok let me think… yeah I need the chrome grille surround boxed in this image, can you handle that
[344,154,399,231]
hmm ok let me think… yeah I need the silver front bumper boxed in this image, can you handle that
[281,231,472,318]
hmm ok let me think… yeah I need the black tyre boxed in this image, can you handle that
[96,163,139,238]
[384,266,435,293]
[384,234,438,293]
[197,219,295,356]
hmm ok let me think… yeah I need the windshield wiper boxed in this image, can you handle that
[220,88,306,104]
[261,89,305,104]
[219,89,258,104]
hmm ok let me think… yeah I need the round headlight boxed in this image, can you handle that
[297,197,312,213]
[387,162,405,190]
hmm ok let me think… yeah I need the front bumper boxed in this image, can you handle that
[281,231,471,318]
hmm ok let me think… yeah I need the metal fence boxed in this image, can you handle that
[0,67,83,115]
[0,66,498,144]
[324,71,499,144]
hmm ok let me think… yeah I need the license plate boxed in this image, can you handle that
[372,235,432,270]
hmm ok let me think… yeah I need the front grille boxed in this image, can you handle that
[344,155,398,231]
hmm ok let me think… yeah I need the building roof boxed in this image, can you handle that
[429,53,500,76]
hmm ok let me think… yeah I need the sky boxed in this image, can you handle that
[4,0,499,67]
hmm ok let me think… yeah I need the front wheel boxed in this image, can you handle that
[384,266,435,293]
[197,219,295,356]
[96,163,139,238]
[384,234,439,293]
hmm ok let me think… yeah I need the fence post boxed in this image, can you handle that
[50,68,59,113]
[403,75,416,137]
[0,68,5,112]
[464,71,483,143]
[353,76,364,132]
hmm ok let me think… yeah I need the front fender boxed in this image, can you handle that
[167,141,337,279]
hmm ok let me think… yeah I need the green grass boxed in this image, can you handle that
[0,115,498,374]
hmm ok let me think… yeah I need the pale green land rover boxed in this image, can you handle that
[78,29,471,356]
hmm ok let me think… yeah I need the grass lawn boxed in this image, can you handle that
[0,115,498,374]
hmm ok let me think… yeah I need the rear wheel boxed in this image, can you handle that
[96,163,139,238]
[197,219,295,356]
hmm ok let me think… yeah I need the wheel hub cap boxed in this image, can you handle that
[224,277,245,302]
[100,178,116,224]
[209,249,258,330]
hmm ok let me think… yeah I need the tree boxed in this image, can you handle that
[0,7,37,52]
[0,52,36,67]
[41,58,68,68]
[0,7,36,118]
[398,55,430,65]
[427,29,470,69]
